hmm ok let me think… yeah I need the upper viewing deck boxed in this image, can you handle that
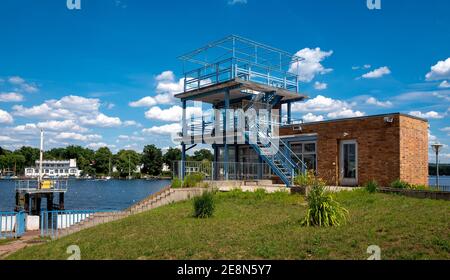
[175,35,306,103]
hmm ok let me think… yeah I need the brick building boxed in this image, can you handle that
[279,113,429,187]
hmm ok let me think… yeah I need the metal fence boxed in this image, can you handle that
[40,209,118,239]
[430,185,450,192]
[0,211,26,239]
[15,179,68,192]
[173,161,275,181]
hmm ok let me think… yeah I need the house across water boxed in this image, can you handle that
[25,159,81,179]
[173,36,428,187]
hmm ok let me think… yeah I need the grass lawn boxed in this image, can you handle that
[7,189,450,260]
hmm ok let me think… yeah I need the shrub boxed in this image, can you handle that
[171,177,182,189]
[390,179,410,189]
[183,172,205,188]
[193,192,215,218]
[409,185,431,191]
[364,180,379,193]
[294,171,315,187]
[302,179,348,227]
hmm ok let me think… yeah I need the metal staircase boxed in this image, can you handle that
[244,92,306,186]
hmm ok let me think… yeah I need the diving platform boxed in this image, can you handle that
[15,180,67,215]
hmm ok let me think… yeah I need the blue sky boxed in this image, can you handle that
[0,0,449,162]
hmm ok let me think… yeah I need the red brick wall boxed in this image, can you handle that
[279,114,428,187]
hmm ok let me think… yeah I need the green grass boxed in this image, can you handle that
[7,190,450,260]
[0,239,12,246]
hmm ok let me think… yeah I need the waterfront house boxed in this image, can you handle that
[174,36,428,187]
[25,159,81,179]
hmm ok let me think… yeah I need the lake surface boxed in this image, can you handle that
[429,176,450,191]
[0,179,170,212]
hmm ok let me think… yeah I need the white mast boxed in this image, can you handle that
[39,129,44,184]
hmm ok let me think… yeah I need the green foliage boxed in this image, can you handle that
[171,177,183,189]
[364,180,379,193]
[193,192,215,218]
[302,179,348,227]
[183,172,205,188]
[390,179,411,189]
[294,171,315,187]
[163,147,181,168]
[115,150,141,178]
[94,147,113,175]
[192,149,214,162]
[141,145,163,176]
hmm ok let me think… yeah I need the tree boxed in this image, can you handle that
[115,150,141,178]
[94,147,113,175]
[16,146,40,167]
[141,145,163,176]
[163,147,182,169]
[192,149,214,162]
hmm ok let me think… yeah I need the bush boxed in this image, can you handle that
[364,180,379,193]
[193,192,215,218]
[390,179,411,189]
[183,172,205,188]
[171,177,182,189]
[294,171,315,187]
[302,179,348,227]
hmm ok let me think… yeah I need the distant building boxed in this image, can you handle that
[25,159,81,178]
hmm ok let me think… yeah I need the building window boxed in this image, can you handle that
[290,141,317,172]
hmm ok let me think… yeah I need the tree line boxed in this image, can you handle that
[429,163,450,176]
[0,145,213,178]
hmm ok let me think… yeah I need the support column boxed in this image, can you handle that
[181,99,187,180]
[24,193,30,214]
[224,90,230,180]
[287,102,292,125]
[59,193,65,210]
[258,156,263,180]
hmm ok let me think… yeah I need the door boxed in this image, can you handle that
[340,140,358,186]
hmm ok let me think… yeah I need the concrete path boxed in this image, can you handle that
[0,231,43,259]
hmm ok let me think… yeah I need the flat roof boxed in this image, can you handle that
[282,113,428,127]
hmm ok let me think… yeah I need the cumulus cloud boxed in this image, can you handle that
[0,92,24,102]
[365,97,393,108]
[145,106,203,122]
[439,80,450,88]
[302,113,324,123]
[289,48,333,82]
[55,132,102,142]
[8,76,25,85]
[228,0,247,4]
[0,109,14,124]
[142,123,181,135]
[79,113,122,128]
[313,81,327,90]
[362,66,391,79]
[7,76,38,93]
[409,111,444,119]
[86,142,116,150]
[292,95,365,120]
[426,58,450,81]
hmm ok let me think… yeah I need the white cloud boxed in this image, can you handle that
[365,97,393,108]
[123,120,142,127]
[0,92,23,102]
[37,120,88,133]
[441,127,450,132]
[426,58,450,81]
[228,0,247,4]
[292,95,365,120]
[302,113,324,123]
[289,48,333,82]
[0,109,13,124]
[129,96,157,108]
[142,123,181,135]
[145,106,203,122]
[0,136,19,142]
[409,111,444,119]
[314,81,327,90]
[327,109,365,119]
[55,132,102,142]
[79,113,122,128]
[439,80,450,88]
[8,76,25,85]
[362,66,391,79]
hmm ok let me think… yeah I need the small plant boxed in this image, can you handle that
[183,172,205,188]
[171,177,182,189]
[294,171,315,187]
[193,191,215,218]
[390,179,410,189]
[364,180,379,193]
[302,178,348,227]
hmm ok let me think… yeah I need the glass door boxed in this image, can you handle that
[340,140,358,186]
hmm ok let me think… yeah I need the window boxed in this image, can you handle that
[290,141,317,172]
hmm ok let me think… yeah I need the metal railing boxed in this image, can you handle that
[173,161,275,181]
[0,211,25,239]
[184,57,299,93]
[15,179,68,192]
[40,209,118,239]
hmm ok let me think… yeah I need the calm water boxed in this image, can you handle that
[0,179,169,212]
[429,176,450,191]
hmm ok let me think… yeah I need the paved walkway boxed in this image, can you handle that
[0,231,43,259]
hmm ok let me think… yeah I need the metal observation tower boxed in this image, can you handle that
[174,35,308,186]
